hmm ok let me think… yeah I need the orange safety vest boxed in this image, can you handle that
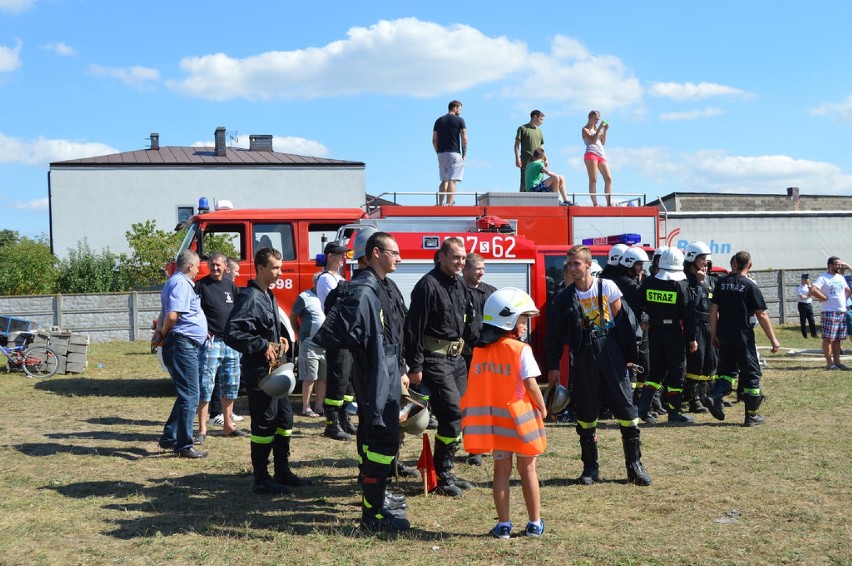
[461,336,546,456]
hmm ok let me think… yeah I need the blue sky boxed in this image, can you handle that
[1,0,851,240]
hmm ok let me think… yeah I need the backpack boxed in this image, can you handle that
[313,274,382,350]
[595,278,643,365]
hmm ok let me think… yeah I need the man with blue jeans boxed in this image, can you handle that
[153,249,209,458]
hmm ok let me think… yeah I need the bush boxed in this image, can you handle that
[56,241,130,293]
[124,220,186,289]
[0,232,58,295]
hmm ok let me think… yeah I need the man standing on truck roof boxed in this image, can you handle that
[405,237,479,496]
[514,110,545,192]
[433,100,467,206]
[810,256,851,370]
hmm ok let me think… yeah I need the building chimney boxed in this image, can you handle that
[149,133,159,151]
[787,186,800,211]
[249,135,274,152]
[214,127,227,157]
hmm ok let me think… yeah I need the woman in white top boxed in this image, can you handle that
[582,110,613,207]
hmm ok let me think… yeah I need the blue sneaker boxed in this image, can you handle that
[491,522,512,539]
[525,519,545,537]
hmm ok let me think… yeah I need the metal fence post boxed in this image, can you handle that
[130,292,138,342]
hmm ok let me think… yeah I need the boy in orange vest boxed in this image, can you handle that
[461,288,547,539]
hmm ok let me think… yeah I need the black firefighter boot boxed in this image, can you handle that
[620,426,652,486]
[431,440,470,496]
[743,393,766,427]
[272,436,312,487]
[360,474,411,532]
[665,390,695,424]
[705,377,734,421]
[686,379,709,413]
[636,385,658,424]
[577,429,600,485]
[323,406,353,441]
[340,402,358,436]
[251,442,290,494]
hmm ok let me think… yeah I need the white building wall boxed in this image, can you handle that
[49,165,365,257]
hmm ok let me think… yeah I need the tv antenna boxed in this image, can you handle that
[228,130,239,146]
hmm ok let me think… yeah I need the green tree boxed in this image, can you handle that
[124,220,185,289]
[56,240,130,293]
[0,234,58,295]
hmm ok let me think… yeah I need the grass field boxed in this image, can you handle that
[1,325,850,565]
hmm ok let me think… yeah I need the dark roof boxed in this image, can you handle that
[50,146,364,167]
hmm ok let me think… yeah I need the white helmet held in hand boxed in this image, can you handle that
[259,362,296,398]
[619,246,650,268]
[608,243,630,266]
[483,287,539,331]
[684,241,712,263]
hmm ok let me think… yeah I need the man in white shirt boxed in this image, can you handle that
[796,274,817,339]
[810,257,851,370]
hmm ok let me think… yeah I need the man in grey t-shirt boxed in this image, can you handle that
[290,271,327,417]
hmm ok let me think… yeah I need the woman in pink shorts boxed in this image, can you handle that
[582,110,613,206]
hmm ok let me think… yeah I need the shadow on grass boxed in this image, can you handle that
[9,442,151,460]
[41,474,466,539]
[86,416,163,427]
[35,377,175,397]
[44,431,162,443]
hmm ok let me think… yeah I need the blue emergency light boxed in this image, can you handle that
[581,233,641,246]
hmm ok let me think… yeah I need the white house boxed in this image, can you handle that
[48,127,366,257]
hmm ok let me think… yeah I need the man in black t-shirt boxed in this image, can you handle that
[196,253,247,441]
[432,100,467,206]
[707,251,781,427]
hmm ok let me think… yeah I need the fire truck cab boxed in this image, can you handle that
[169,193,661,363]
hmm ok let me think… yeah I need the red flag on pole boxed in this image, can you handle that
[417,433,437,494]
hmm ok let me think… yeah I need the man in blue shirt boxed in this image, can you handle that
[153,249,209,458]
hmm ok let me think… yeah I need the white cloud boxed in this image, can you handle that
[169,18,528,100]
[648,81,751,102]
[615,147,852,195]
[0,0,35,14]
[0,39,22,72]
[810,94,852,122]
[88,64,160,88]
[0,133,118,165]
[41,42,77,56]
[191,135,330,157]
[659,107,725,121]
[9,197,48,210]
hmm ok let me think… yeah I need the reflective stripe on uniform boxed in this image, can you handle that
[251,434,274,444]
[276,427,292,437]
[323,398,344,407]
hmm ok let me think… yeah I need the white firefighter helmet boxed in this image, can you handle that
[684,241,712,263]
[352,225,378,260]
[399,399,430,436]
[619,246,650,268]
[482,287,539,331]
[653,245,669,260]
[590,260,603,276]
[259,362,296,398]
[655,247,687,281]
[607,243,630,266]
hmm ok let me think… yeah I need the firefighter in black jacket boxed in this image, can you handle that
[405,237,480,497]
[635,247,698,424]
[224,247,310,494]
[313,232,410,531]
[613,247,651,393]
[683,241,717,413]
[707,251,781,427]
[546,245,652,486]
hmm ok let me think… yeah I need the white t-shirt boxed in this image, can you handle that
[512,343,541,399]
[796,283,812,304]
[813,272,849,312]
[575,277,623,329]
[316,271,344,306]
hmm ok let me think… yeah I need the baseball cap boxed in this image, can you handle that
[323,242,347,255]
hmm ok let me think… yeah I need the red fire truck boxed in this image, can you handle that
[168,193,661,361]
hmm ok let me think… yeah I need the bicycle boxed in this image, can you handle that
[1,331,60,378]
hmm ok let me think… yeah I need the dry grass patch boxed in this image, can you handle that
[0,327,849,565]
